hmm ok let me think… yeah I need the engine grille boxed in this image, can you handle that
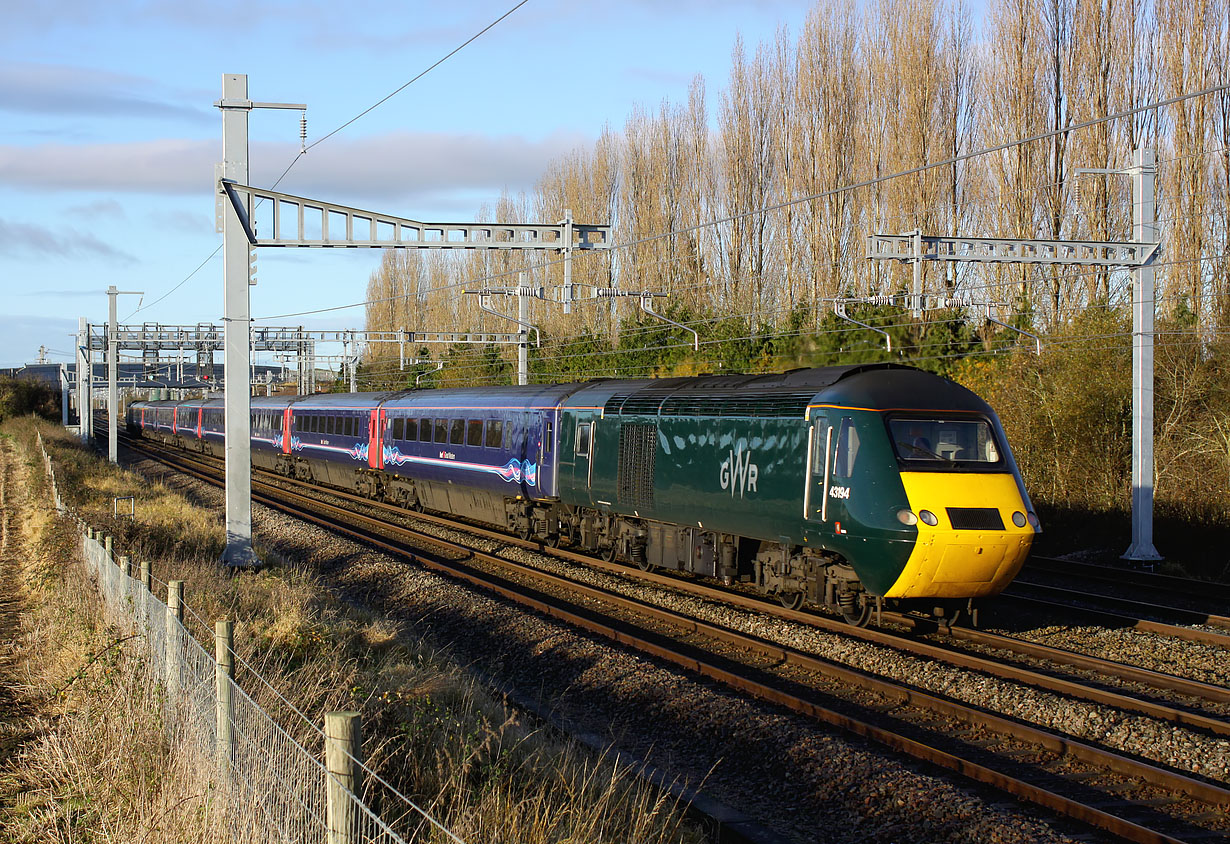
[946,507,1005,530]
[617,423,657,507]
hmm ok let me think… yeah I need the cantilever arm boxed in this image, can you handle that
[833,301,892,352]
[640,296,699,351]
[985,308,1041,354]
[414,360,445,387]
[476,292,541,348]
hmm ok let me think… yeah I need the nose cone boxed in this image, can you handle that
[884,471,1035,599]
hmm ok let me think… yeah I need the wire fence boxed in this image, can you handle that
[35,431,461,844]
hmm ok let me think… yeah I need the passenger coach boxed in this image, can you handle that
[127,364,1038,625]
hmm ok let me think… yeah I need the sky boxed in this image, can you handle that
[0,0,822,370]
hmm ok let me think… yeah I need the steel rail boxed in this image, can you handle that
[122,433,1230,712]
[1001,588,1230,646]
[1011,579,1230,631]
[1027,556,1230,603]
[232,457,1230,716]
[119,435,1230,844]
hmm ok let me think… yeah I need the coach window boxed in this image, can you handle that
[485,419,503,448]
[393,418,405,440]
[575,422,592,455]
[450,418,465,445]
[404,418,417,442]
[434,418,448,443]
[348,417,357,437]
[421,418,433,442]
[467,419,483,447]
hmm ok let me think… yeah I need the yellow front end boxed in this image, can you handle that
[884,472,1036,599]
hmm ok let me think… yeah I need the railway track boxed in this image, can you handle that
[107,432,1230,844]
[1006,558,1230,648]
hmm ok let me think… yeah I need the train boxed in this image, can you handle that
[126,363,1039,626]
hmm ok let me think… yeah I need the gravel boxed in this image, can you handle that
[126,449,1207,843]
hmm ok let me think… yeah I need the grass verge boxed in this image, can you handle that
[2,418,704,844]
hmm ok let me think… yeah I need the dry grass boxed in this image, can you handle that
[3,419,705,844]
[0,423,227,843]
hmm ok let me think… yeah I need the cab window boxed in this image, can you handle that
[888,417,1001,465]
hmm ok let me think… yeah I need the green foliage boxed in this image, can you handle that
[0,376,59,423]
[954,306,1132,511]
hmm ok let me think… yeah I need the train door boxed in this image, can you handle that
[540,411,555,497]
[196,407,203,439]
[368,408,382,469]
[571,414,596,497]
[810,415,858,533]
[525,411,554,497]
[805,414,829,522]
[282,406,294,454]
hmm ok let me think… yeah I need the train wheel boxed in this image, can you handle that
[839,594,872,627]
[601,543,618,562]
[778,591,805,611]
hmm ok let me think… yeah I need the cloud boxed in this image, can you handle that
[66,199,126,219]
[0,138,215,194]
[0,62,211,123]
[151,209,212,234]
[0,313,80,369]
[0,218,137,263]
[258,129,591,209]
[0,129,590,211]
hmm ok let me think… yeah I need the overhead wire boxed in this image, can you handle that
[254,79,1230,323]
[350,246,1230,385]
[127,1,532,322]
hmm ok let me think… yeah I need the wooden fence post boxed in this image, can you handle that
[215,620,234,770]
[140,559,151,592]
[104,534,112,562]
[166,581,184,712]
[325,711,363,844]
[120,555,131,578]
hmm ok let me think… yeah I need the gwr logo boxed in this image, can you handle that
[719,445,759,498]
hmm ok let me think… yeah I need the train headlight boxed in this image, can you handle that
[918,510,938,526]
[1027,511,1041,530]
[896,509,918,526]
[1011,511,1027,528]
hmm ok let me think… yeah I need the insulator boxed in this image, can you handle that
[299,111,307,153]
